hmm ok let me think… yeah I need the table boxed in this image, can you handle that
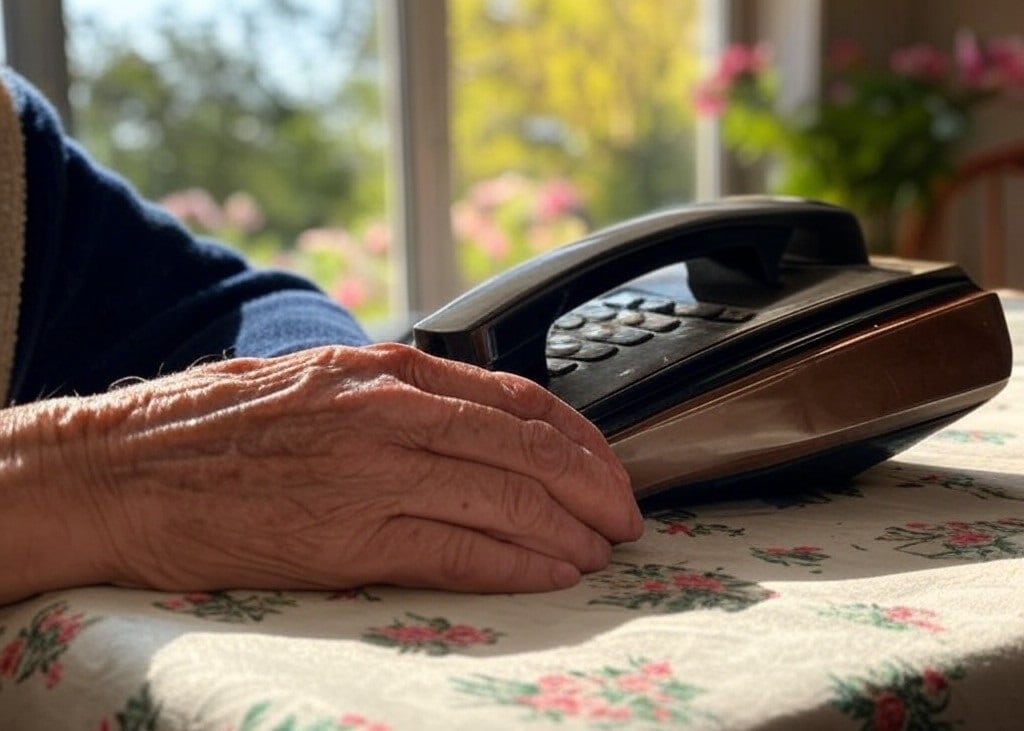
[2,298,1022,731]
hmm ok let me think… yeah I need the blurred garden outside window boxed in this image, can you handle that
[2,0,727,335]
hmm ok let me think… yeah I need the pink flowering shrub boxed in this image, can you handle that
[694,32,1024,250]
[158,172,588,324]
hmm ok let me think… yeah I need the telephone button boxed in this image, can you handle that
[553,313,585,330]
[614,310,645,327]
[546,358,578,377]
[674,302,724,319]
[634,312,680,332]
[638,297,674,314]
[568,342,618,361]
[576,304,618,322]
[606,327,653,346]
[546,335,583,357]
[579,323,618,341]
[601,291,644,309]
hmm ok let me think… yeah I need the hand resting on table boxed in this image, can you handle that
[0,343,642,604]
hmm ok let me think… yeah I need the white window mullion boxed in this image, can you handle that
[379,0,459,322]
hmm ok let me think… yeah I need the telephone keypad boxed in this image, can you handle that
[546,289,756,378]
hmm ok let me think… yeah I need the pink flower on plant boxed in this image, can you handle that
[693,42,770,118]
[716,43,771,83]
[956,30,988,87]
[223,191,265,234]
[890,44,950,80]
[0,638,24,678]
[535,178,581,222]
[986,36,1024,87]
[362,222,390,256]
[159,187,225,232]
[872,691,907,731]
[333,277,369,309]
[672,572,725,593]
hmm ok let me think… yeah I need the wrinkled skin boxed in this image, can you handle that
[0,343,642,604]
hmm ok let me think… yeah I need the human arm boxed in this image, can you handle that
[0,343,641,605]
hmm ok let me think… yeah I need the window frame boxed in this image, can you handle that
[3,0,820,319]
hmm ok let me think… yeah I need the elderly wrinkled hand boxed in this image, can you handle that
[2,343,642,602]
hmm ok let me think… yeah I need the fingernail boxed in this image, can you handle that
[551,561,581,589]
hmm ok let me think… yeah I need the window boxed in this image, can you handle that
[4,0,725,335]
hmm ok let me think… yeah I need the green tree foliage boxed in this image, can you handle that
[68,0,384,245]
[449,0,701,224]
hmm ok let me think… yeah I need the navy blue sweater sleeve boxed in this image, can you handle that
[4,69,370,404]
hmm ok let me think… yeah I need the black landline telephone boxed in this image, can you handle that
[413,197,1012,504]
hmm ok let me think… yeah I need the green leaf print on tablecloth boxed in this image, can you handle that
[237,701,390,731]
[750,544,831,573]
[153,591,297,622]
[587,562,776,613]
[889,466,1024,501]
[816,603,945,634]
[831,661,965,730]
[935,429,1016,445]
[96,683,161,731]
[452,657,710,728]
[0,600,99,689]
[649,509,746,538]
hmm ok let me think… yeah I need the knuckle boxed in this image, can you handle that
[519,419,573,479]
[497,477,548,533]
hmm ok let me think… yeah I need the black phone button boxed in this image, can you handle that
[568,342,618,361]
[674,302,725,319]
[576,304,618,322]
[607,327,653,346]
[546,334,582,357]
[546,358,578,377]
[553,313,586,330]
[615,310,645,327]
[579,323,618,341]
[638,297,674,314]
[634,312,680,332]
[601,291,644,309]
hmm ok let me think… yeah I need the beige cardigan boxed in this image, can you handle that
[0,75,25,405]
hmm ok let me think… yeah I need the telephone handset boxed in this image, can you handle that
[414,197,1012,502]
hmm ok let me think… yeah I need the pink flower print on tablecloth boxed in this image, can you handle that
[230,700,391,731]
[831,661,965,729]
[818,603,946,634]
[587,562,777,612]
[153,591,297,622]
[362,613,502,655]
[0,600,99,688]
[650,509,746,538]
[877,518,1024,560]
[452,657,711,727]
[750,544,831,573]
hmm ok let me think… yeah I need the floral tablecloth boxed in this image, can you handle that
[2,298,1022,731]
